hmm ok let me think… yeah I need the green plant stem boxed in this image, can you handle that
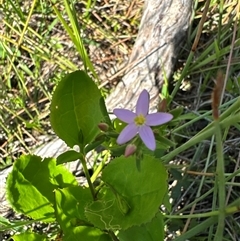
[174,216,218,241]
[6,0,37,81]
[173,197,240,241]
[108,230,119,241]
[163,111,240,163]
[198,97,240,133]
[0,216,49,232]
[213,119,225,241]
[172,96,238,134]
[91,151,109,183]
[182,138,214,233]
[171,51,194,100]
[53,0,98,80]
[171,169,240,217]
[217,0,224,45]
[165,203,239,219]
[80,154,96,199]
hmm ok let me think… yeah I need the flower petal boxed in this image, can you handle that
[146,113,173,126]
[117,123,138,144]
[136,89,149,116]
[113,109,136,123]
[139,125,156,151]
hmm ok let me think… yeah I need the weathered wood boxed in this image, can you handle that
[0,0,193,217]
[106,0,192,112]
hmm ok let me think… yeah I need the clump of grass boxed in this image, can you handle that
[0,0,142,167]
[166,0,240,239]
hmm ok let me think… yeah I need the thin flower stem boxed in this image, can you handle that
[182,138,215,234]
[213,119,225,241]
[108,230,119,241]
[0,216,49,232]
[162,112,240,163]
[172,170,240,218]
[79,154,96,199]
[165,204,239,220]
[172,97,239,134]
[174,216,218,241]
[90,151,109,183]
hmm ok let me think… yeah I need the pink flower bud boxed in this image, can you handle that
[158,99,167,112]
[124,144,137,157]
[98,123,109,132]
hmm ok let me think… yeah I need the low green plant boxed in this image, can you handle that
[1,0,240,240]
[2,69,240,241]
[4,70,175,240]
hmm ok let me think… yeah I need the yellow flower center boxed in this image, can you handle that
[134,114,146,126]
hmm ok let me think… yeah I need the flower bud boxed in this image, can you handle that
[124,144,137,157]
[98,123,109,132]
[158,99,167,112]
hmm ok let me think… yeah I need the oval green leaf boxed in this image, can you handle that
[50,70,103,147]
[6,155,77,222]
[85,155,168,230]
[117,212,164,241]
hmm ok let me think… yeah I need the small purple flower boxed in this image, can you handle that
[113,89,173,151]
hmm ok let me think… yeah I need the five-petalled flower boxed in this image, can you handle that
[113,89,173,151]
